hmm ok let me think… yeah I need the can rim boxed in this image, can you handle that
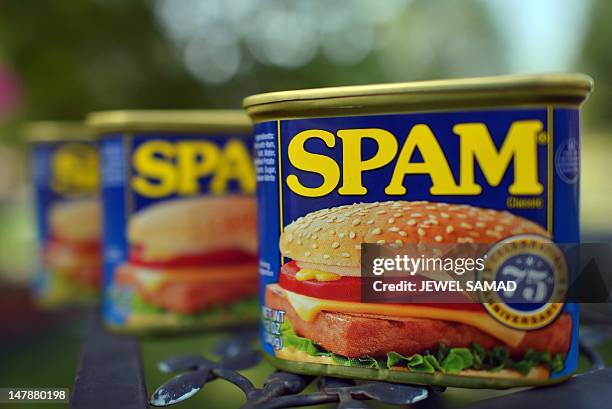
[22,121,92,143]
[243,73,593,121]
[86,110,252,135]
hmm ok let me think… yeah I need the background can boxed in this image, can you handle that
[25,121,101,308]
[244,74,593,388]
[87,110,258,334]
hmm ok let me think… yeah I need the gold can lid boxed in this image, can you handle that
[243,73,593,122]
[22,121,92,143]
[86,110,252,135]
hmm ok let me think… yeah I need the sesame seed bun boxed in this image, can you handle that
[128,196,257,259]
[279,201,548,268]
[50,198,101,242]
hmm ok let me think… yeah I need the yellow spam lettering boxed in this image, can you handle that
[455,121,543,195]
[286,129,339,197]
[51,143,99,195]
[132,138,255,198]
[286,120,544,197]
[338,128,397,195]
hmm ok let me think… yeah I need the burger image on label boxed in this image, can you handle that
[115,195,258,327]
[44,198,102,294]
[266,200,571,381]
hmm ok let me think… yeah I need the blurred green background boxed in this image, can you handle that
[0,1,611,408]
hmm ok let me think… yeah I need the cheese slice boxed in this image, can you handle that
[295,269,341,282]
[280,285,526,347]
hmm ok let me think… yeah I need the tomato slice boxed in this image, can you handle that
[279,260,361,302]
[278,260,484,312]
[128,247,257,269]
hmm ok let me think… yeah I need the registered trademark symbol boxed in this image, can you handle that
[537,132,549,144]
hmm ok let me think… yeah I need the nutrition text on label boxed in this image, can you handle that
[255,132,277,183]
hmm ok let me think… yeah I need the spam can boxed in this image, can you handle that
[26,121,101,307]
[244,74,593,388]
[87,110,258,333]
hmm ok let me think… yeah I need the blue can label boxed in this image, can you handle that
[256,107,580,386]
[32,141,101,306]
[100,132,258,331]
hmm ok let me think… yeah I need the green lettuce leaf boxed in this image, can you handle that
[130,294,258,324]
[344,356,384,369]
[552,353,565,373]
[387,352,437,373]
[441,348,474,373]
[283,333,326,356]
[424,354,444,372]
